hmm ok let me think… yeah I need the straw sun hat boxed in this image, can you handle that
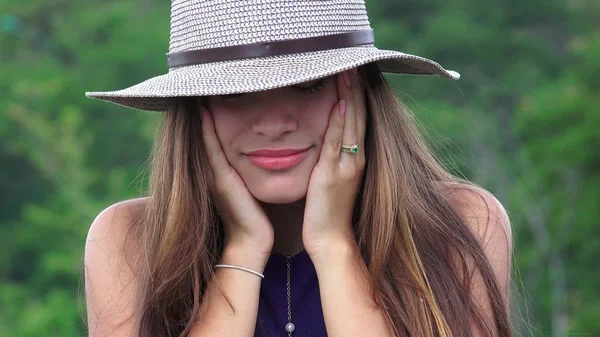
[85,0,460,112]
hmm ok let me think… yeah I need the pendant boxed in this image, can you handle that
[280,247,304,336]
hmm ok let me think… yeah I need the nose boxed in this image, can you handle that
[251,100,298,139]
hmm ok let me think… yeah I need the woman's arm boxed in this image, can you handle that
[85,198,269,337]
[310,185,512,337]
[311,235,394,337]
[188,244,269,337]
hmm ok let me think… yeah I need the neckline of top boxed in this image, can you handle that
[271,248,307,259]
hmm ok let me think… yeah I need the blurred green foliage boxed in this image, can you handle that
[1,0,598,336]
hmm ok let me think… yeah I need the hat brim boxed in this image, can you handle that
[85,46,460,112]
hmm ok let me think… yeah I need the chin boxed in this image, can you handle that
[248,178,309,204]
[239,156,315,204]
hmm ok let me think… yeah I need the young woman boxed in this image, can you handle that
[84,1,512,337]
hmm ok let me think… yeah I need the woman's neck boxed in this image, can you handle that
[260,198,306,256]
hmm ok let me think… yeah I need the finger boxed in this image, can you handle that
[318,92,346,170]
[351,68,367,153]
[338,69,358,167]
[339,70,357,145]
[200,107,231,181]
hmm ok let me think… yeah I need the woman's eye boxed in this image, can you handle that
[296,79,325,93]
[219,93,246,101]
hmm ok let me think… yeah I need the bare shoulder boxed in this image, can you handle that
[84,197,150,337]
[440,182,513,312]
[441,182,512,252]
[86,197,149,252]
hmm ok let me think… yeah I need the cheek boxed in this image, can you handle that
[305,109,329,142]
[301,94,337,146]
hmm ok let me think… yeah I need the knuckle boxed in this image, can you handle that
[212,171,235,195]
[315,167,336,187]
[330,137,342,151]
[357,157,366,170]
[323,175,337,188]
[343,165,357,179]
[212,180,229,196]
[221,168,237,186]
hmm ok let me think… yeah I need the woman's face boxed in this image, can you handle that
[203,75,339,204]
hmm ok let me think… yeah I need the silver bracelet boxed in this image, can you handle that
[214,264,265,279]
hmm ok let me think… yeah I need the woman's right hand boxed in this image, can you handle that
[200,106,274,260]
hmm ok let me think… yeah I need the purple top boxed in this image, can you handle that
[255,250,327,337]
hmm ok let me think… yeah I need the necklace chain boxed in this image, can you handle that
[285,256,293,336]
[275,246,305,258]
[275,247,304,336]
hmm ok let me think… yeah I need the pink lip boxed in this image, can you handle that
[246,147,311,170]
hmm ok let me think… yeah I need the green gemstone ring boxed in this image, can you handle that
[341,144,359,154]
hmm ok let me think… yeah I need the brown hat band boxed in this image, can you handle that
[166,29,375,68]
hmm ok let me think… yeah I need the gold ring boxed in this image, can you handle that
[341,144,359,154]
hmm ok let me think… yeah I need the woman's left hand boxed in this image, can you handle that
[302,68,367,259]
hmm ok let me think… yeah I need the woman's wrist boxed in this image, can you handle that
[220,242,272,274]
[306,230,359,269]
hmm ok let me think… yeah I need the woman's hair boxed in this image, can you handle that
[120,62,510,336]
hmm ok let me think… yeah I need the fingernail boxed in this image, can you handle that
[339,100,346,117]
[352,67,358,75]
[342,71,351,88]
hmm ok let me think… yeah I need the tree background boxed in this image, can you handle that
[1,0,598,336]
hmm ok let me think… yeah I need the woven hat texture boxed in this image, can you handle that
[86,0,460,112]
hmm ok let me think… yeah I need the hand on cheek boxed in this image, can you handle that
[302,68,367,260]
[200,107,274,258]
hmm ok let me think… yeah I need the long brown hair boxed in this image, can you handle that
[124,62,510,336]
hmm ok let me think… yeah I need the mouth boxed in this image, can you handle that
[245,147,311,171]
